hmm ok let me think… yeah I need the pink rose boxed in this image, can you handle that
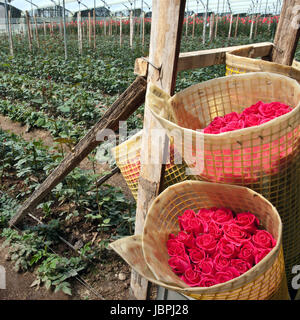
[235,212,260,234]
[181,268,202,287]
[196,234,218,255]
[166,239,186,257]
[208,221,223,239]
[237,241,256,265]
[216,238,237,259]
[223,223,251,246]
[188,248,206,264]
[211,208,234,225]
[198,276,218,287]
[230,259,252,275]
[168,255,191,275]
[214,254,231,271]
[254,248,272,264]
[252,230,276,249]
[195,258,215,275]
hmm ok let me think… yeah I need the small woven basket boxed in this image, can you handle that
[226,45,300,82]
[111,181,289,300]
[146,72,300,289]
[111,130,188,200]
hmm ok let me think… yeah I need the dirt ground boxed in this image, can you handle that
[0,115,139,300]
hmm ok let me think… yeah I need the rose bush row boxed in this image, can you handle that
[167,208,276,287]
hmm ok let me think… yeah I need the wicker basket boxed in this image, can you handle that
[226,45,300,82]
[146,72,300,289]
[111,181,289,300]
[111,130,188,200]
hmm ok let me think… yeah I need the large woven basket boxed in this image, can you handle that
[111,181,289,300]
[146,72,300,289]
[226,45,300,82]
[111,130,188,200]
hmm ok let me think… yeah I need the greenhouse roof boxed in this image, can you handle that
[0,0,282,15]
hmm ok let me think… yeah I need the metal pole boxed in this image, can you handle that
[62,0,68,60]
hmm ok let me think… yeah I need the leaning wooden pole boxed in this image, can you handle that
[130,0,186,300]
[271,0,300,66]
[25,11,32,52]
[9,77,147,227]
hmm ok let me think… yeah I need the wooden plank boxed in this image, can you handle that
[209,13,215,42]
[9,76,147,227]
[134,42,273,76]
[131,0,186,300]
[228,14,233,40]
[271,0,300,66]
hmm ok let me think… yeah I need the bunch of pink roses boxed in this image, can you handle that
[204,101,292,134]
[167,208,276,287]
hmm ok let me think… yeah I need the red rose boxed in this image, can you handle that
[214,254,230,271]
[188,248,206,264]
[181,268,202,287]
[215,271,236,284]
[197,208,213,222]
[252,230,276,249]
[179,216,208,236]
[208,221,223,239]
[168,255,191,275]
[220,119,245,132]
[195,258,215,275]
[216,238,237,259]
[235,212,260,234]
[230,259,252,275]
[198,276,218,287]
[170,231,195,249]
[195,234,218,255]
[258,103,276,118]
[223,223,251,246]
[242,101,262,115]
[224,112,240,123]
[166,239,186,257]
[243,113,263,127]
[178,209,196,231]
[237,241,255,265]
[211,208,234,225]
[254,248,272,264]
[259,116,276,124]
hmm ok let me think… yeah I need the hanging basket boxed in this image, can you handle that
[111,181,289,300]
[111,130,188,200]
[145,72,300,289]
[225,45,300,82]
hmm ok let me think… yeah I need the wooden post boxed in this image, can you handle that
[215,15,219,38]
[78,11,82,54]
[271,0,300,66]
[130,11,134,48]
[234,14,239,38]
[250,15,255,39]
[88,12,91,47]
[43,21,46,36]
[142,12,145,47]
[254,14,260,39]
[8,9,13,56]
[9,76,147,227]
[209,13,215,41]
[33,15,40,49]
[192,13,196,38]
[203,10,207,44]
[25,11,32,52]
[93,9,96,49]
[130,0,186,300]
[228,14,233,39]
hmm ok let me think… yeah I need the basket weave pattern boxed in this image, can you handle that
[142,181,288,300]
[146,72,300,287]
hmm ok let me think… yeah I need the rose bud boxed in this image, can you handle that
[223,223,251,246]
[230,259,252,275]
[198,276,218,288]
[235,212,260,234]
[188,248,206,264]
[216,238,238,259]
[168,254,191,275]
[196,234,218,256]
[211,208,234,225]
[181,268,202,287]
[252,230,276,249]
[166,239,186,257]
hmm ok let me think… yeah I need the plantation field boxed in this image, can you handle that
[0,22,299,300]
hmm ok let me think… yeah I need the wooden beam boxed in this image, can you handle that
[134,42,273,76]
[131,0,186,300]
[271,0,300,66]
[9,76,147,227]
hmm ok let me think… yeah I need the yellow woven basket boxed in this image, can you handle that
[146,72,300,289]
[111,181,289,300]
[111,130,188,200]
[226,45,300,82]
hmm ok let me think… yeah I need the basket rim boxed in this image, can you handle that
[142,180,283,294]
